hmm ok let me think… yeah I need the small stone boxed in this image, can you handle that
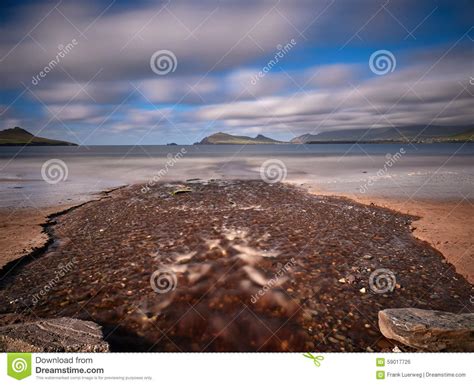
[362,254,373,260]
[359,287,366,294]
[338,278,346,283]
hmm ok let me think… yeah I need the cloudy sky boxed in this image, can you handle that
[1,0,473,144]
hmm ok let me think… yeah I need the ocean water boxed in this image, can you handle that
[0,143,473,208]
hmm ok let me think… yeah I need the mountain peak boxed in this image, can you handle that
[5,127,33,136]
[198,132,285,145]
[0,127,77,146]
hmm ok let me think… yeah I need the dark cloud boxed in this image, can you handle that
[0,0,473,143]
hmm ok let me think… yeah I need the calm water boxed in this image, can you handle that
[1,143,473,208]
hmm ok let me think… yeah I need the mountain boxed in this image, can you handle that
[442,128,474,142]
[198,132,285,144]
[291,125,474,143]
[0,127,77,146]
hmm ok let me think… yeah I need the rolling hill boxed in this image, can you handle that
[291,125,474,143]
[0,127,77,146]
[198,132,286,144]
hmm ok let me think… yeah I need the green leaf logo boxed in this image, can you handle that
[7,353,32,380]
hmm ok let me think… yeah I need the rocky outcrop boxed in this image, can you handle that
[379,308,474,351]
[0,317,109,352]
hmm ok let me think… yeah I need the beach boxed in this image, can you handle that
[1,144,473,278]
[1,190,472,285]
[2,1,474,380]
[0,144,473,352]
[308,193,474,284]
[0,180,472,352]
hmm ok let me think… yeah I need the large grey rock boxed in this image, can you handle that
[0,317,109,352]
[379,308,474,351]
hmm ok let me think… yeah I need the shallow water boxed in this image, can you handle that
[0,143,473,208]
[1,181,471,352]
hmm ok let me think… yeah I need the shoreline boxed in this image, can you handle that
[1,181,472,283]
[0,179,472,352]
[0,186,128,271]
[308,188,474,284]
[0,206,70,270]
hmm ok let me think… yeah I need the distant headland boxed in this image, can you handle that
[0,127,77,146]
[196,125,473,145]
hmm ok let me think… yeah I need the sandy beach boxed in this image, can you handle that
[309,190,474,284]
[0,145,473,352]
[2,1,474,380]
[0,180,471,352]
[2,182,472,286]
[0,207,66,270]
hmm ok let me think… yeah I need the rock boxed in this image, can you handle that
[378,308,474,351]
[0,317,109,352]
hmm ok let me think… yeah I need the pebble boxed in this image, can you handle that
[4,179,471,353]
[392,346,402,353]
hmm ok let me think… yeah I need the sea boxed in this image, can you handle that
[0,143,473,208]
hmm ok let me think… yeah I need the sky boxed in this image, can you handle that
[0,0,473,145]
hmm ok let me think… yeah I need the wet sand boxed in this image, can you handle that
[0,207,63,269]
[0,180,471,352]
[309,189,474,283]
[2,185,472,286]
[0,188,123,270]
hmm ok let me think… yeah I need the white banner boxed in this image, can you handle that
[0,353,472,384]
